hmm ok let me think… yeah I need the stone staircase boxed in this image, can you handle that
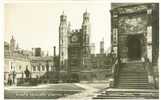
[116,61,151,89]
[93,89,159,99]
[93,61,159,99]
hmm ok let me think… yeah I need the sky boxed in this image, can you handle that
[5,1,111,55]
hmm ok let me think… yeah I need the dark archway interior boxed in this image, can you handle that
[128,36,141,60]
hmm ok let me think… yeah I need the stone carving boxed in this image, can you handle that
[117,5,147,14]
[119,15,147,34]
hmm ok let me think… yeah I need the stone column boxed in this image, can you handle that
[109,11,119,88]
[146,6,155,88]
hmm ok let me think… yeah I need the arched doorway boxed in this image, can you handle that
[128,36,141,60]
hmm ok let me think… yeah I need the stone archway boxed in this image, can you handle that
[128,36,142,60]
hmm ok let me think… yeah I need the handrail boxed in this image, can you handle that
[144,58,155,89]
[109,57,119,87]
[112,58,118,75]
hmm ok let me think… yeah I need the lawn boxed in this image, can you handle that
[5,83,85,99]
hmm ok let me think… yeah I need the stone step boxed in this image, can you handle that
[119,76,148,79]
[104,89,158,93]
[117,86,150,89]
[122,64,144,67]
[119,77,148,80]
[119,73,147,76]
[121,66,144,69]
[117,87,151,89]
[117,83,150,88]
[93,88,159,99]
[93,96,141,99]
[121,62,144,65]
[98,92,158,97]
[119,75,147,77]
[119,80,148,83]
[119,78,148,82]
[121,65,145,67]
[120,68,145,71]
[118,82,149,85]
[118,83,149,87]
[119,72,147,74]
[118,84,149,87]
[121,65,145,68]
[118,81,149,84]
[118,84,149,86]
[94,95,158,99]
[120,70,146,72]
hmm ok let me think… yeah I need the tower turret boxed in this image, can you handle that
[59,11,68,71]
[81,10,91,69]
[10,35,15,53]
[100,38,104,54]
[82,10,90,55]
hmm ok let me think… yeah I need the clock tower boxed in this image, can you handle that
[68,30,82,72]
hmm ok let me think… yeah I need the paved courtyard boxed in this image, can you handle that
[4,83,108,99]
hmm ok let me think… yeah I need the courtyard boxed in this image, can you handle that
[4,83,108,99]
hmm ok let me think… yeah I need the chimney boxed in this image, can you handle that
[54,46,56,57]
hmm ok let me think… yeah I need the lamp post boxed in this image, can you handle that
[11,62,16,85]
[53,46,56,72]
[53,46,59,82]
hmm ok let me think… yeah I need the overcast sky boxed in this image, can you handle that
[5,1,111,55]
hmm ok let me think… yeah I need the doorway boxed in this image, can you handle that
[128,35,141,60]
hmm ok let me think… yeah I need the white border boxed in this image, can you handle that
[1,0,160,100]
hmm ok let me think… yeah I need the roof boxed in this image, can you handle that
[4,41,9,46]
[30,56,54,61]
[111,3,150,10]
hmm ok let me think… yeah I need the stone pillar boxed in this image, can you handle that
[109,11,119,88]
[151,4,159,89]
[111,11,118,58]
[146,7,155,88]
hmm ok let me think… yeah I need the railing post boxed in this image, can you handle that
[145,58,155,89]
[109,59,118,88]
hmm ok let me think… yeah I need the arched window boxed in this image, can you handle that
[42,65,45,71]
[38,65,40,71]
[33,66,36,71]
[19,65,21,70]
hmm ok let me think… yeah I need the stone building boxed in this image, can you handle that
[59,11,92,82]
[110,3,159,89]
[4,36,58,85]
[30,56,53,78]
[4,36,32,85]
[68,30,82,72]
[59,11,114,82]
[68,29,82,82]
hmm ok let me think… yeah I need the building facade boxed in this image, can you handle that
[60,11,113,82]
[4,37,32,85]
[111,3,159,89]
[4,36,58,85]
